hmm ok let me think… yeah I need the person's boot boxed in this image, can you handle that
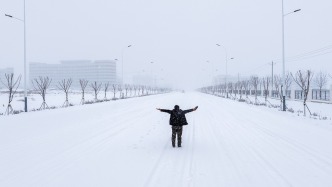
[178,138,182,147]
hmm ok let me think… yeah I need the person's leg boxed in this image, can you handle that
[171,126,176,147]
[177,126,183,147]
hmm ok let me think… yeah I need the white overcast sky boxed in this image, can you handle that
[1,0,332,89]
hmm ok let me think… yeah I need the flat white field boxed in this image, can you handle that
[0,92,332,187]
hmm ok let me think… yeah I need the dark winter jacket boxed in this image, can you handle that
[160,108,195,126]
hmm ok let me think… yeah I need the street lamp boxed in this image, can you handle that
[5,0,28,112]
[216,44,234,98]
[121,44,132,85]
[281,0,301,111]
[150,61,155,86]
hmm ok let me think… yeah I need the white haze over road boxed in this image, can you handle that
[1,92,332,187]
[1,0,332,89]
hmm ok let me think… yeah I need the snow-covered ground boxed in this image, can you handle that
[0,90,140,113]
[1,92,332,187]
[223,93,332,119]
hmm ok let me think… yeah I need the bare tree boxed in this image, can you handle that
[79,79,89,105]
[1,73,22,115]
[133,85,138,96]
[118,84,123,98]
[103,82,110,100]
[262,76,270,104]
[138,86,142,96]
[124,84,130,98]
[238,81,244,100]
[90,81,102,101]
[129,85,133,97]
[273,75,282,95]
[111,84,118,99]
[243,80,250,98]
[250,76,260,104]
[314,71,328,100]
[222,84,226,97]
[32,76,52,110]
[227,82,233,98]
[141,85,146,96]
[234,82,239,98]
[291,70,314,116]
[284,72,293,98]
[57,78,72,107]
[146,86,151,95]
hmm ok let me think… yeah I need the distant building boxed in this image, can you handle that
[29,60,116,89]
[0,67,14,79]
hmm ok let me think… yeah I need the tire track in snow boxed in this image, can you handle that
[0,99,160,186]
[240,115,332,176]
[142,128,197,187]
[197,93,295,186]
[142,139,170,187]
[199,93,332,186]
[142,94,198,187]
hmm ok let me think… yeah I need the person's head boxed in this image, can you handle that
[174,105,180,111]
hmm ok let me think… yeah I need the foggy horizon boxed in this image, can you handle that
[1,0,332,90]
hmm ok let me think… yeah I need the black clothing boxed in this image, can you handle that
[172,126,183,147]
[159,106,197,147]
[160,108,194,126]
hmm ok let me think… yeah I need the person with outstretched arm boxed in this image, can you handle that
[156,105,198,148]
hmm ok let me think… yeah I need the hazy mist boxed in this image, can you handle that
[1,0,332,90]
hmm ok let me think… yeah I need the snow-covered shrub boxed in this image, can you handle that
[84,100,95,105]
[238,99,246,102]
[287,108,295,113]
[13,110,23,115]
[312,112,318,117]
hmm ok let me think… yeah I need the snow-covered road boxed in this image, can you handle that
[1,92,332,187]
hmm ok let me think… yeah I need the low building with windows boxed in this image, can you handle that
[29,60,116,89]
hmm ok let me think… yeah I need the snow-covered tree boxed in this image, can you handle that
[1,73,21,115]
[103,82,110,100]
[291,70,314,116]
[250,76,260,104]
[262,76,270,103]
[314,71,328,100]
[32,76,52,110]
[111,84,118,99]
[90,81,102,101]
[79,79,89,105]
[284,72,293,98]
[118,84,123,98]
[57,78,72,107]
[124,84,130,98]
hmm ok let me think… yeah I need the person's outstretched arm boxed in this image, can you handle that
[156,108,172,114]
[183,106,198,114]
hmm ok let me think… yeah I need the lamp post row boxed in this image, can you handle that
[4,1,300,113]
[5,2,133,111]
[216,44,234,98]
[214,4,300,108]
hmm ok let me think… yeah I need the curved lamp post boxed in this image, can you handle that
[5,0,28,112]
[121,45,132,84]
[216,44,234,98]
[281,0,301,111]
